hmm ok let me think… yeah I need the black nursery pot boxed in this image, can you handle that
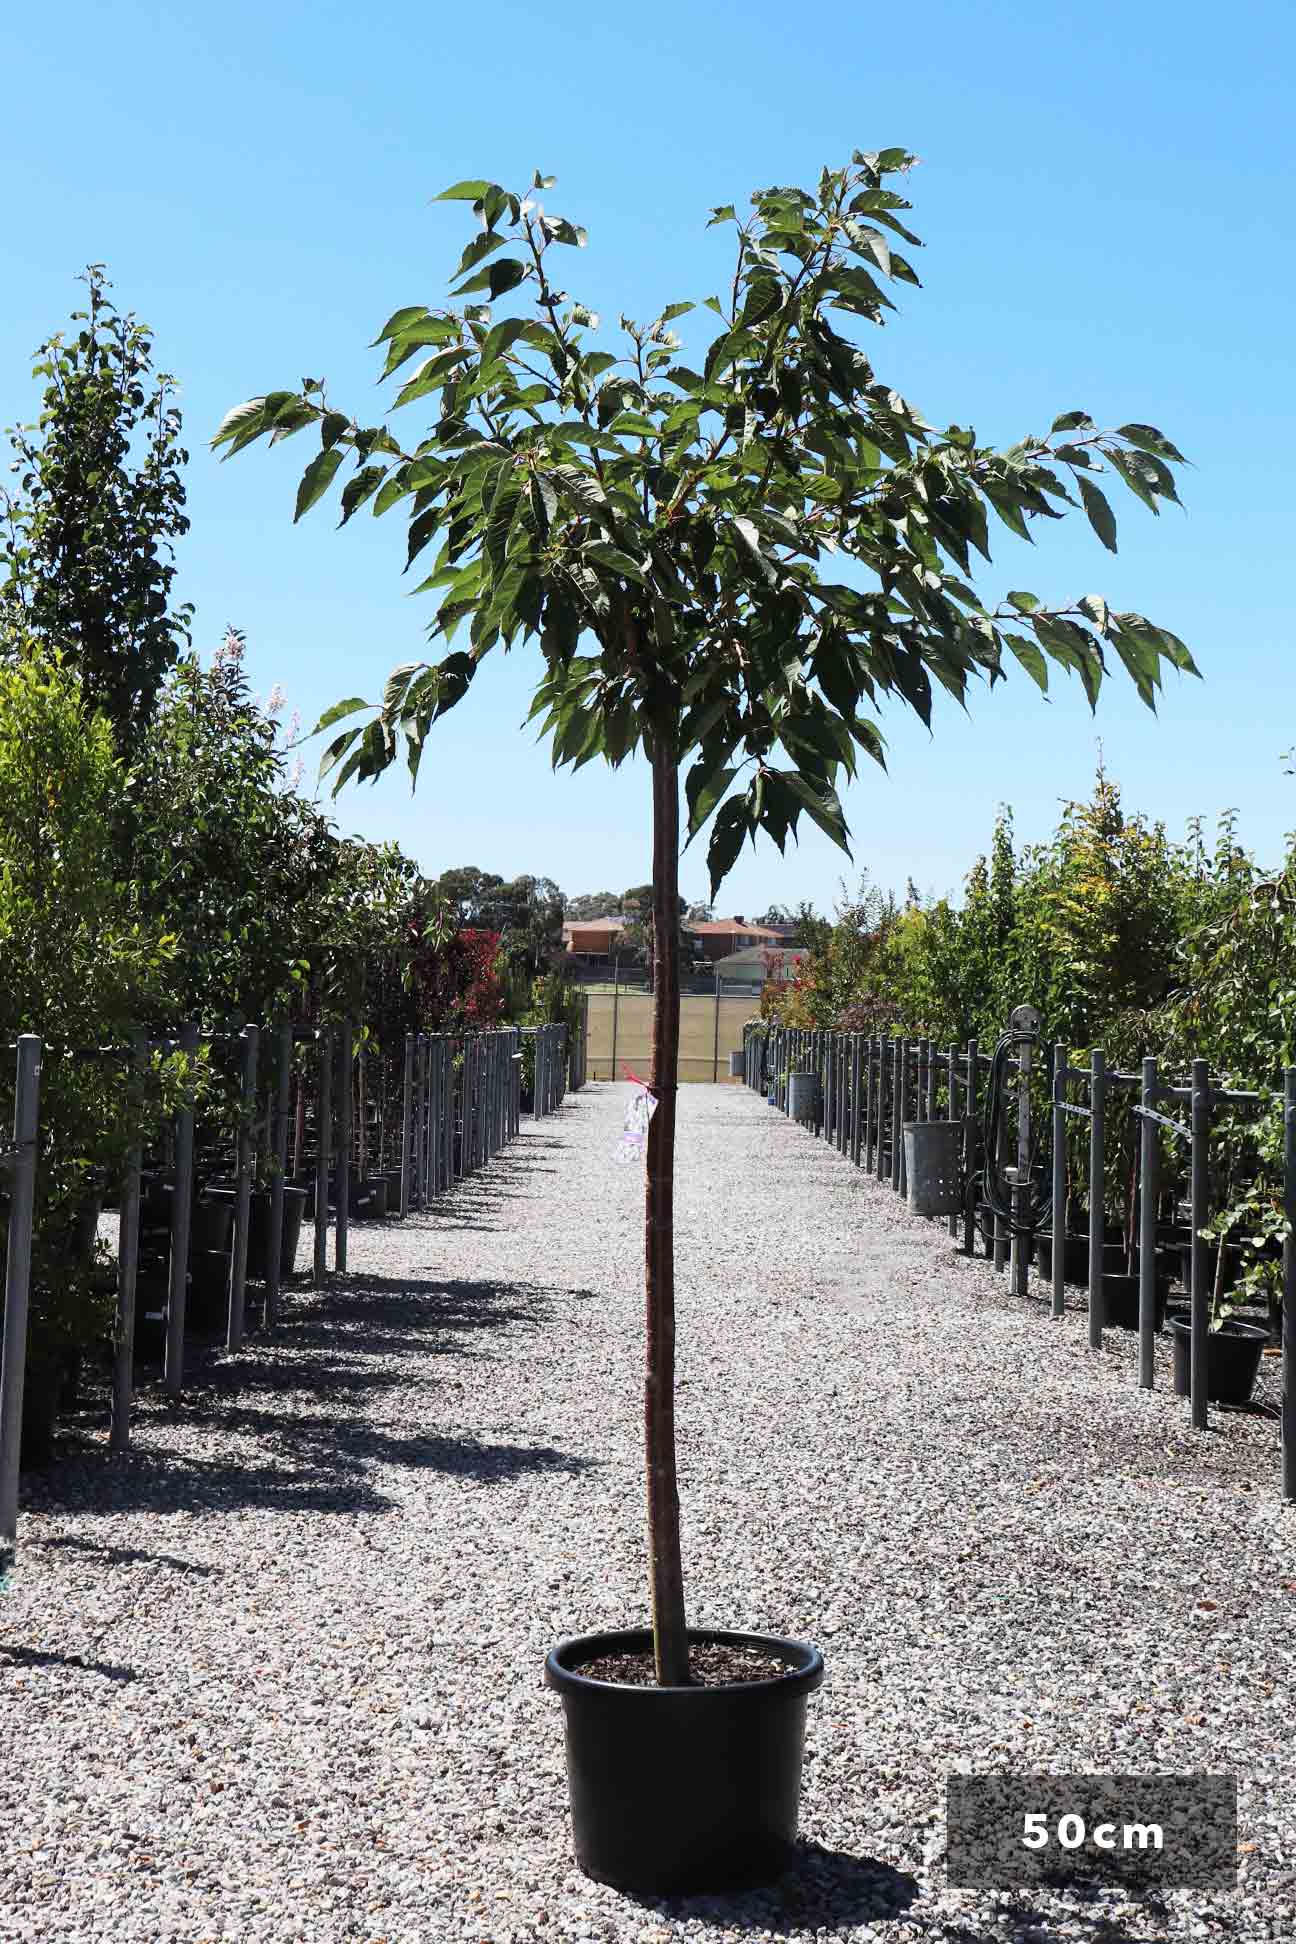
[19,1359,62,1469]
[544,1628,825,1896]
[1170,1317,1268,1406]
[246,1186,310,1280]
[1100,1271,1169,1332]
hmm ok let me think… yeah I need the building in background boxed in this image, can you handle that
[689,916,795,963]
[562,916,630,965]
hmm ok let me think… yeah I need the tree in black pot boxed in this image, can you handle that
[217,150,1192,1893]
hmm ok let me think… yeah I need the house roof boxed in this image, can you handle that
[562,915,628,934]
[689,918,784,939]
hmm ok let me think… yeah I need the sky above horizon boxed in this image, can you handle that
[4,0,1292,916]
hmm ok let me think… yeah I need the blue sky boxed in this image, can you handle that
[5,0,1291,916]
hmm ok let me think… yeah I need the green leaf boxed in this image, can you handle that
[435,179,494,202]
[1050,410,1094,433]
[211,397,267,454]
[452,230,509,283]
[780,772,851,852]
[318,723,365,782]
[1079,476,1118,553]
[383,662,425,714]
[582,541,648,583]
[373,306,430,344]
[530,474,557,536]
[1005,591,1039,614]
[312,696,371,734]
[731,516,779,587]
[1076,593,1110,634]
[338,464,388,526]
[393,348,468,410]
[1006,636,1049,692]
[685,761,738,839]
[707,798,749,898]
[451,259,529,300]
[706,206,736,227]
[294,447,343,522]
[1107,448,1163,515]
[1117,423,1187,464]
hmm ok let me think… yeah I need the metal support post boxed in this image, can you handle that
[313,1026,332,1284]
[0,1035,42,1573]
[1138,1056,1159,1388]
[335,1020,352,1276]
[1189,1058,1210,1430]
[1050,1041,1067,1317]
[165,1022,200,1395]
[111,1032,146,1452]
[1088,1048,1106,1349]
[266,1023,292,1328]
[228,1022,258,1352]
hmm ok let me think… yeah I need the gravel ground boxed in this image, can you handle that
[2,1080,1293,1943]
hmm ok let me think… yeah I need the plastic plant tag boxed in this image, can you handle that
[614,1069,658,1164]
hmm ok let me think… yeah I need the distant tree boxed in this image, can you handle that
[565,889,622,920]
[0,266,192,756]
[757,903,793,924]
[431,865,564,976]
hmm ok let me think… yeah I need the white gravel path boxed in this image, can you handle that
[2,1081,1292,1943]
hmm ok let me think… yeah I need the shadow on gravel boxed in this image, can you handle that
[129,1403,598,1485]
[32,1535,222,1577]
[639,1845,918,1931]
[298,1273,574,1339]
[25,1446,398,1518]
[0,1643,139,1684]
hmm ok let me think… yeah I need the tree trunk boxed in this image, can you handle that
[645,728,689,1685]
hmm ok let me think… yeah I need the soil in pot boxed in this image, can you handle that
[545,1627,824,1897]
[1170,1317,1268,1406]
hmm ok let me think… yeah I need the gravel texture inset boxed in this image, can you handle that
[2,1081,1292,1941]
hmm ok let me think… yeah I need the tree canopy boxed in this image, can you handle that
[216,150,1194,898]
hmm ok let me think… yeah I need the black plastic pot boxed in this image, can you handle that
[247,1186,309,1281]
[19,1359,62,1468]
[1035,1233,1136,1286]
[354,1175,389,1218]
[190,1195,234,1255]
[1100,1271,1169,1331]
[544,1628,824,1895]
[1176,1239,1242,1296]
[186,1250,231,1332]
[1170,1317,1268,1405]
[133,1268,170,1359]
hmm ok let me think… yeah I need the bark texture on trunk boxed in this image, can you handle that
[645,728,689,1686]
